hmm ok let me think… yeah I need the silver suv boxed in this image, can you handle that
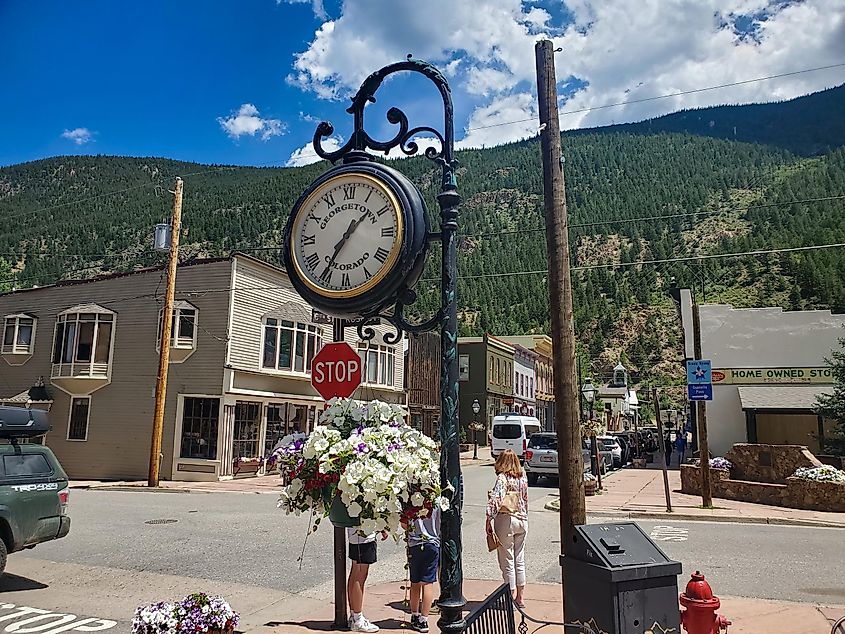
[524,433,591,486]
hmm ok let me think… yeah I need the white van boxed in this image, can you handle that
[491,413,542,460]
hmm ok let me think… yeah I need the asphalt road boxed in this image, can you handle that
[0,462,841,631]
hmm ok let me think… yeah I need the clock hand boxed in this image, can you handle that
[322,213,368,280]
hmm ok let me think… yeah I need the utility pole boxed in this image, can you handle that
[691,297,713,508]
[148,177,183,488]
[535,40,586,565]
[652,387,673,513]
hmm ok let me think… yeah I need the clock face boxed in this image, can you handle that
[290,172,404,298]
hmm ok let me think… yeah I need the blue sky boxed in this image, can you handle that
[2,0,843,168]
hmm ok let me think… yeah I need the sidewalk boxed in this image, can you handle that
[69,452,493,494]
[254,579,843,634]
[543,466,845,528]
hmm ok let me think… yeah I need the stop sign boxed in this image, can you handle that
[311,342,362,400]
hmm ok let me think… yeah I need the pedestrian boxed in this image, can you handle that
[403,506,441,633]
[347,528,386,633]
[664,432,673,467]
[485,449,529,608]
[674,430,688,465]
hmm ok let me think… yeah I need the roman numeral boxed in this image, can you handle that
[306,212,322,223]
[374,247,389,264]
[341,272,351,287]
[319,267,333,285]
[364,189,373,203]
[324,193,336,208]
[363,266,372,279]
[302,234,315,246]
[305,253,320,270]
[343,185,357,200]
[381,226,395,238]
[376,204,390,217]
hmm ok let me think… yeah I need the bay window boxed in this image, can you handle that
[262,319,323,373]
[52,306,115,378]
[158,302,197,349]
[2,314,36,355]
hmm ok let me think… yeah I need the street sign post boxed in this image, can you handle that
[311,342,362,401]
[687,359,713,401]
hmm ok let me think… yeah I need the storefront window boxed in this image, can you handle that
[180,397,220,460]
[233,401,261,459]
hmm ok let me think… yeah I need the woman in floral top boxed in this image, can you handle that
[485,449,529,607]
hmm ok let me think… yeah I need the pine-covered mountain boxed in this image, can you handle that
[2,85,844,397]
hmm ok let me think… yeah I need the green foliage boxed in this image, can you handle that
[816,332,845,456]
[1,86,844,396]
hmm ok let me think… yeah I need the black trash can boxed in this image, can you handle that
[562,522,682,634]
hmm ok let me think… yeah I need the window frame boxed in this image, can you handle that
[458,354,470,381]
[157,301,198,351]
[2,314,37,355]
[51,305,115,379]
[67,396,91,442]
[357,342,397,387]
[178,396,221,460]
[261,318,323,375]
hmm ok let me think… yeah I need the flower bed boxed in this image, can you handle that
[792,465,845,483]
[276,399,447,535]
[133,593,238,634]
[709,457,733,471]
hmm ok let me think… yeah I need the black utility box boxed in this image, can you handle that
[0,406,49,437]
[563,522,682,634]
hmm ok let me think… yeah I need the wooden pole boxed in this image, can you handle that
[148,177,183,487]
[653,387,673,513]
[691,298,713,508]
[535,41,586,565]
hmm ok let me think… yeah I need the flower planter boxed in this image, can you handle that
[329,494,361,528]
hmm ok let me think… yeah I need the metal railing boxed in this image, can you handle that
[465,584,602,634]
[465,584,516,634]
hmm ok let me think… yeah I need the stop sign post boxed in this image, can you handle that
[311,342,362,400]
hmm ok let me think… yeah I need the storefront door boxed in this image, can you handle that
[262,402,318,457]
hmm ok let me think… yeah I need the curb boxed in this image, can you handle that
[543,499,845,529]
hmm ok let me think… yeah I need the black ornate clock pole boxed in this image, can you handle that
[303,56,465,633]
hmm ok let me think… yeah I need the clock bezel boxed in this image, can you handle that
[289,172,405,299]
[282,160,430,319]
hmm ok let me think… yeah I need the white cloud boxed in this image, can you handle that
[218,104,286,141]
[280,0,327,21]
[61,128,94,145]
[287,0,845,149]
[286,136,342,166]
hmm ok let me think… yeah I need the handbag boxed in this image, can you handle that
[499,490,521,516]
[486,530,500,552]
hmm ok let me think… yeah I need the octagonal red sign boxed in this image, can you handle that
[311,342,362,401]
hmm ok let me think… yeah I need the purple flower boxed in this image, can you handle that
[355,442,369,454]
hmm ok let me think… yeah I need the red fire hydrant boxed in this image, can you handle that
[680,571,731,633]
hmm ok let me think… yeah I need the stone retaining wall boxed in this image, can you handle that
[681,463,845,513]
[725,444,821,483]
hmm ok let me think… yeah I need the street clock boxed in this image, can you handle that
[283,160,429,318]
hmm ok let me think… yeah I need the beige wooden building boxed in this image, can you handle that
[0,254,405,481]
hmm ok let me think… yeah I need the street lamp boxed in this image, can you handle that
[581,378,601,488]
[471,399,481,460]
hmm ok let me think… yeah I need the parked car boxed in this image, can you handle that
[598,435,623,469]
[491,414,542,461]
[0,406,71,573]
[582,437,613,473]
[609,431,634,465]
[524,432,591,485]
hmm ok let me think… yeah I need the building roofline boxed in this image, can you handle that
[0,252,286,298]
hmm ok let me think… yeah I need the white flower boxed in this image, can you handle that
[437,496,450,511]
[347,501,363,517]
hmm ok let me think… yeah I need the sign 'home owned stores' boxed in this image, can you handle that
[711,367,833,385]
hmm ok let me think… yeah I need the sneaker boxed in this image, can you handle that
[350,615,379,633]
[411,616,429,633]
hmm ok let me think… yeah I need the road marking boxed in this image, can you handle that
[0,605,116,634]
[650,525,689,542]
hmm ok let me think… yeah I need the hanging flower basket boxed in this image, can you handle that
[275,398,448,536]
